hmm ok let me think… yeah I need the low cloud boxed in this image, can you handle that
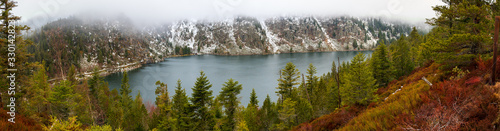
[14,0,445,27]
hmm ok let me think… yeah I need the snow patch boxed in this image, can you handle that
[259,19,279,53]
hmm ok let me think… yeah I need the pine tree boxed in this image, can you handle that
[312,77,329,117]
[326,75,341,112]
[275,98,296,130]
[244,88,261,131]
[277,62,301,100]
[72,80,93,125]
[305,63,317,98]
[408,27,422,48]
[120,72,132,104]
[408,27,422,66]
[154,81,175,130]
[191,71,214,130]
[107,88,123,129]
[48,80,75,120]
[341,53,377,105]
[260,94,277,130]
[119,72,134,130]
[172,79,191,130]
[88,68,101,97]
[132,91,148,130]
[0,0,35,108]
[390,36,414,78]
[426,0,492,68]
[249,88,259,107]
[219,79,243,131]
[211,97,224,130]
[25,66,50,121]
[96,81,111,125]
[353,40,358,50]
[330,60,338,78]
[377,32,386,46]
[370,41,392,87]
[294,96,313,124]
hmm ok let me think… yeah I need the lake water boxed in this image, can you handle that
[104,51,372,106]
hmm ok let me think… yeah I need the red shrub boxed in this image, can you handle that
[0,109,42,130]
[292,105,365,131]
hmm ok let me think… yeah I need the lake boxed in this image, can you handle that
[104,51,372,106]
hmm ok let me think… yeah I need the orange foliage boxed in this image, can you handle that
[292,105,365,131]
[395,57,499,130]
[0,109,42,130]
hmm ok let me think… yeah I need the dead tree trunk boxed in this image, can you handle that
[492,16,499,85]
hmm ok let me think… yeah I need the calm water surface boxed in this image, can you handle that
[104,51,372,106]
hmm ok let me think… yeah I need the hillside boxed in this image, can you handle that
[293,58,500,130]
[147,16,411,55]
[27,15,413,78]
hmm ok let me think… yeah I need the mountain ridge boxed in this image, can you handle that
[28,15,415,77]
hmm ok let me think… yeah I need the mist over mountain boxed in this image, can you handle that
[27,14,415,76]
[15,0,444,29]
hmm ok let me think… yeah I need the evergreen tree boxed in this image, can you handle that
[88,68,101,97]
[132,91,148,130]
[294,96,313,124]
[211,97,224,130]
[370,41,392,87]
[312,77,329,117]
[377,32,386,46]
[330,60,338,78]
[326,75,341,112]
[154,81,175,130]
[390,36,414,78]
[107,88,123,128]
[275,98,296,130]
[305,63,317,98]
[426,0,492,68]
[73,80,93,125]
[261,95,277,130]
[249,88,259,107]
[96,81,111,125]
[0,0,35,109]
[341,53,377,105]
[408,27,422,66]
[219,79,243,131]
[190,71,215,130]
[277,62,301,100]
[48,80,75,120]
[244,88,261,131]
[353,40,358,50]
[119,72,134,130]
[24,66,50,121]
[172,79,191,130]
[120,72,132,104]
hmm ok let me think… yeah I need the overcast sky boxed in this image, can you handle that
[14,0,445,26]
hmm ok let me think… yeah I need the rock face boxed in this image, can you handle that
[147,16,412,55]
[29,15,412,76]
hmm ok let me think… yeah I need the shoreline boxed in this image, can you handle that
[55,50,372,83]
[196,48,374,56]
